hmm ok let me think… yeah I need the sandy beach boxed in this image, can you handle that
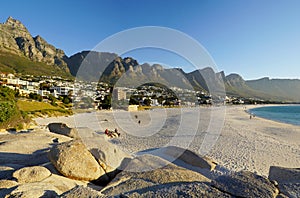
[34,105,300,177]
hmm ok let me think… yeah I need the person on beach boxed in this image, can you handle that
[115,128,120,136]
[138,120,141,124]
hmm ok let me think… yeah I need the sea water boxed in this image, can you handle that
[249,105,300,126]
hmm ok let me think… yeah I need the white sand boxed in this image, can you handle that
[34,105,300,176]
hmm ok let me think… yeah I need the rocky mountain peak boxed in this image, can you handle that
[4,16,27,31]
[0,17,69,72]
[226,73,244,81]
[225,73,246,87]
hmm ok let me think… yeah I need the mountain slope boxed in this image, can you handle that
[0,51,71,77]
[0,17,70,77]
[246,78,300,102]
[67,51,195,90]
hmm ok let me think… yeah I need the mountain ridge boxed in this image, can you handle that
[0,17,299,102]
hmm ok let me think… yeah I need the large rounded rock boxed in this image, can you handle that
[48,140,106,181]
[161,146,217,170]
[47,123,78,138]
[268,166,300,183]
[60,185,102,198]
[89,140,131,172]
[12,166,51,184]
[268,166,300,198]
[123,182,233,198]
[101,154,210,196]
[212,171,279,198]
[74,128,132,178]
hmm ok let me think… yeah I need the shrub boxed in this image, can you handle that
[0,102,17,122]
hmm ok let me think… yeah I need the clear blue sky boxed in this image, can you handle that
[1,0,300,80]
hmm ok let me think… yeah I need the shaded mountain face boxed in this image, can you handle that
[186,67,226,94]
[68,50,300,102]
[68,51,194,89]
[69,51,225,93]
[0,17,69,73]
[66,51,118,77]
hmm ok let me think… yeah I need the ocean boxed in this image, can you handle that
[249,105,300,126]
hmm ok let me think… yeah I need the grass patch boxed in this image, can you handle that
[17,100,73,117]
[17,100,60,111]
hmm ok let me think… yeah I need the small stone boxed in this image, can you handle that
[12,166,51,184]
[47,123,78,138]
[0,179,18,189]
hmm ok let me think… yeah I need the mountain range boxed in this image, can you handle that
[1,17,299,102]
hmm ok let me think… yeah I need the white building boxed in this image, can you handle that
[38,90,51,97]
[113,87,127,100]
[51,86,73,96]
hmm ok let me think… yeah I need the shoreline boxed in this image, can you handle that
[246,104,300,127]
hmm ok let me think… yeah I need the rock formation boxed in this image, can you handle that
[48,140,107,181]
[47,123,78,138]
[0,16,69,72]
[268,166,300,198]
[12,166,51,184]
[0,123,299,197]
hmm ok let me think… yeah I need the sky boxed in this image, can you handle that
[1,0,300,80]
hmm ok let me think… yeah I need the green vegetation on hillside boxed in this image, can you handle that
[0,51,72,78]
[0,86,29,130]
[0,85,72,130]
[17,100,72,118]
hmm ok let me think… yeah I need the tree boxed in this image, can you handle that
[48,94,57,106]
[129,96,139,105]
[99,95,111,109]
[143,98,151,106]
[157,96,164,105]
[29,93,42,102]
[62,96,71,104]
[0,86,18,123]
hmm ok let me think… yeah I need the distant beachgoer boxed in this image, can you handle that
[105,129,109,135]
[138,120,141,124]
[135,115,138,119]
[115,128,120,136]
[250,115,252,119]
